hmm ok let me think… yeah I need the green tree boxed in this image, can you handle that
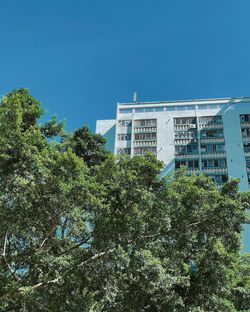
[0,89,249,311]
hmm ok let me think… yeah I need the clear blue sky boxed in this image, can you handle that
[1,0,250,131]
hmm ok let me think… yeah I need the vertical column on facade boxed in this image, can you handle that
[130,108,135,157]
[114,103,120,156]
[195,104,202,172]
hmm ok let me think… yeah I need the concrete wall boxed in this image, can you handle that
[96,119,116,152]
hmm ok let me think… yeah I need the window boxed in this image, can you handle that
[175,160,187,169]
[242,128,250,137]
[175,131,197,139]
[134,119,157,127]
[186,105,195,110]
[211,175,227,184]
[202,159,226,169]
[201,129,224,138]
[134,146,157,155]
[222,175,228,182]
[241,114,250,122]
[218,159,226,167]
[144,107,154,112]
[117,133,131,141]
[188,160,199,168]
[120,108,133,113]
[207,160,213,168]
[214,159,219,167]
[154,107,164,112]
[199,115,222,125]
[116,148,131,155]
[117,148,131,155]
[187,144,198,153]
[176,105,186,111]
[166,106,176,111]
[212,175,222,184]
[199,104,208,110]
[134,133,157,140]
[118,120,132,127]
[244,143,250,152]
[134,107,156,113]
[207,104,221,109]
[174,117,196,125]
[135,108,145,113]
[217,144,224,152]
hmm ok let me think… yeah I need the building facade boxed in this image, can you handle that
[96,97,250,251]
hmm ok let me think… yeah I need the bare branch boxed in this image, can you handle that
[58,239,90,257]
[79,248,115,267]
[40,237,48,249]
[19,277,60,292]
[2,232,7,257]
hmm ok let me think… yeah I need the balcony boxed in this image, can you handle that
[133,140,157,147]
[201,152,226,159]
[185,168,200,175]
[243,136,250,143]
[174,138,198,145]
[175,153,199,160]
[174,124,197,131]
[200,137,224,143]
[185,167,227,175]
[134,127,157,133]
[199,123,223,130]
[174,134,197,140]
[202,167,227,174]
[241,121,250,128]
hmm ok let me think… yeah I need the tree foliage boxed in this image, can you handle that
[0,89,249,311]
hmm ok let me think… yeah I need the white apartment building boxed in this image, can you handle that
[96,97,250,251]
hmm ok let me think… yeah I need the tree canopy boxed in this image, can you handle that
[0,89,249,311]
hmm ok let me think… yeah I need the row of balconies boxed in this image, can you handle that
[199,123,223,129]
[174,137,224,145]
[200,137,225,143]
[174,122,223,131]
[134,127,157,133]
[175,152,226,159]
[242,136,250,142]
[174,139,198,145]
[240,121,250,127]
[174,124,197,131]
[185,168,228,174]
[133,140,157,147]
[175,134,197,139]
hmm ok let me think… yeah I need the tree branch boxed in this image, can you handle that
[57,239,90,257]
[79,248,115,267]
[19,277,60,292]
[2,232,7,257]
[1,233,21,283]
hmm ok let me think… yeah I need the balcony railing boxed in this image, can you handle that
[134,127,157,133]
[241,121,250,127]
[175,153,199,159]
[175,134,197,140]
[200,137,225,143]
[201,152,226,159]
[174,138,198,145]
[174,124,197,131]
[133,140,157,147]
[185,167,227,175]
[243,136,250,142]
[199,123,223,130]
[202,167,227,174]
